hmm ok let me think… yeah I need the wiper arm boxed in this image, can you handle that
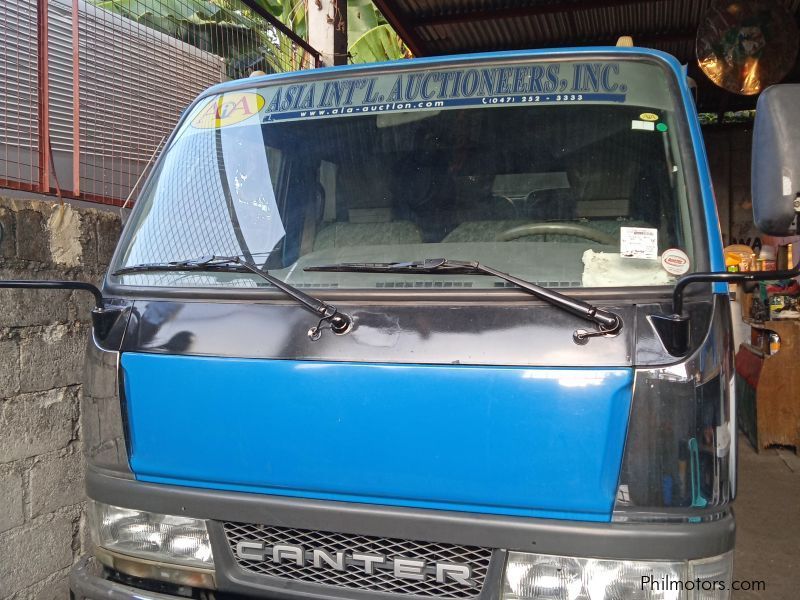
[114,256,352,340]
[306,258,622,343]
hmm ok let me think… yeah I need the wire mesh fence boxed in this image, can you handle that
[1,0,320,206]
[0,0,43,193]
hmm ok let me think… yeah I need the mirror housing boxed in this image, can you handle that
[752,84,800,236]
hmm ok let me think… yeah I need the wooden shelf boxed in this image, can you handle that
[735,319,800,451]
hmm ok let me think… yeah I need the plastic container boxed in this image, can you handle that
[724,244,755,271]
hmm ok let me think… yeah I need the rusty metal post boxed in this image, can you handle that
[36,0,50,193]
[308,0,347,66]
[72,0,81,196]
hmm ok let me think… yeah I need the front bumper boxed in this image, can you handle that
[70,556,183,600]
[76,468,736,600]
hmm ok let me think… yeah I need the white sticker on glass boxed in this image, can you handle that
[661,248,690,275]
[620,227,658,260]
[631,120,655,131]
[783,175,792,196]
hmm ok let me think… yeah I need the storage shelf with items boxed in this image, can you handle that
[733,241,800,452]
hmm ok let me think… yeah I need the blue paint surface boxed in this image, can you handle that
[123,353,633,522]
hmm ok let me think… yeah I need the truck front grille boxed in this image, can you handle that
[223,522,493,598]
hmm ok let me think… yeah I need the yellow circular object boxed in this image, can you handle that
[192,92,265,129]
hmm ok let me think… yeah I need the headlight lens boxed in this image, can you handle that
[503,551,733,600]
[89,500,214,568]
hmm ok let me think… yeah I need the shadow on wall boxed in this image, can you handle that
[0,196,121,599]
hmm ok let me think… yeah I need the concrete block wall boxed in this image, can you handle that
[0,197,121,600]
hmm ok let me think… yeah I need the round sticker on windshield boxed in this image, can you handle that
[661,248,690,275]
[639,112,659,121]
[192,92,265,129]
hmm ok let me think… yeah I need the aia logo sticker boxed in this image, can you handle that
[192,92,265,128]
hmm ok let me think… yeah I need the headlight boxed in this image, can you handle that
[503,550,733,600]
[88,500,215,588]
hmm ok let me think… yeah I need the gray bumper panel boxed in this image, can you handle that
[70,556,182,600]
[87,467,734,561]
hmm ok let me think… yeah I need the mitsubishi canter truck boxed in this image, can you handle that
[3,47,800,600]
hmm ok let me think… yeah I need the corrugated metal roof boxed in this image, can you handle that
[372,0,800,110]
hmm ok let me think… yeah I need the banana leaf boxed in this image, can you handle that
[348,0,379,40]
[348,23,407,63]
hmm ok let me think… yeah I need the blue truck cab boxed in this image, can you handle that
[9,47,798,600]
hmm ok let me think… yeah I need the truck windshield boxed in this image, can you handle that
[113,56,697,291]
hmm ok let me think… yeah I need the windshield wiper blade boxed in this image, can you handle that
[306,258,622,343]
[114,256,352,340]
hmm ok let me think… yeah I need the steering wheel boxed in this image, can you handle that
[495,222,617,245]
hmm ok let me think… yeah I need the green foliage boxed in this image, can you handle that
[347,0,407,62]
[348,23,406,63]
[91,0,306,76]
[92,0,408,73]
[96,0,214,21]
[256,0,410,63]
[348,0,379,39]
[253,0,308,41]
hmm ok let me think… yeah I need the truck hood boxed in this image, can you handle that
[122,353,632,522]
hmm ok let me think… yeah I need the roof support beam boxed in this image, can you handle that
[372,0,427,56]
[444,29,696,55]
[412,0,660,29]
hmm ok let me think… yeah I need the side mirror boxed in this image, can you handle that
[649,93,800,357]
[752,84,800,236]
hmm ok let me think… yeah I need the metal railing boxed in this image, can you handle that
[1,0,320,206]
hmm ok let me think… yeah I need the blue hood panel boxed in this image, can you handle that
[122,353,633,522]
